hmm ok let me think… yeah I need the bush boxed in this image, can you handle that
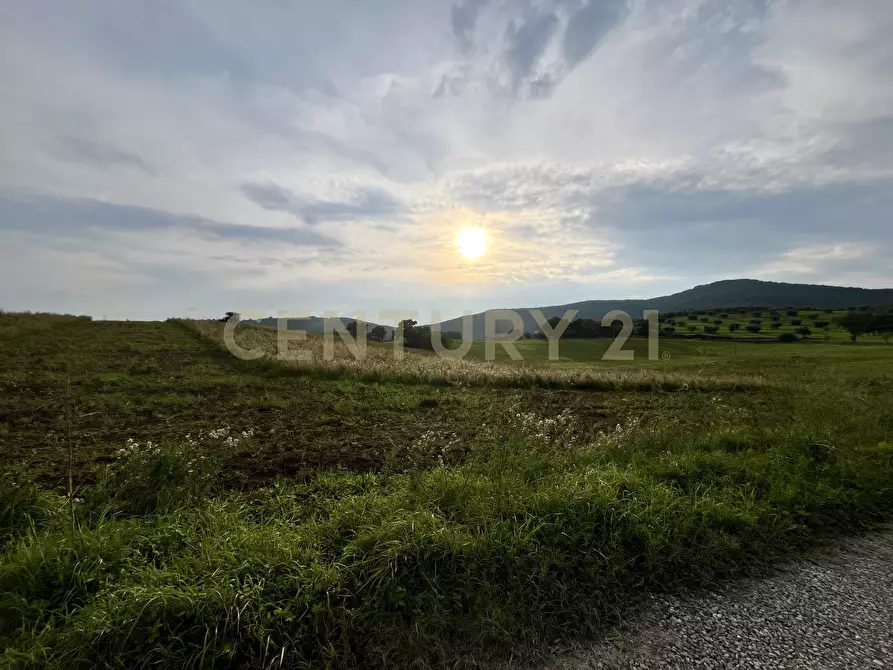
[778,332,798,342]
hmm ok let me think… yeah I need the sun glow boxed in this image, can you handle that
[456,227,488,260]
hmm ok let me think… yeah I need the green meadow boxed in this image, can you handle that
[1,312,892,668]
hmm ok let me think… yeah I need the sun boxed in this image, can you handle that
[456,227,488,260]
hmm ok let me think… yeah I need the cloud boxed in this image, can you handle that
[240,180,404,225]
[451,0,488,54]
[0,190,341,247]
[0,0,892,319]
[48,136,154,174]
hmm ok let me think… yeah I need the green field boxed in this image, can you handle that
[1,313,892,668]
[664,308,889,343]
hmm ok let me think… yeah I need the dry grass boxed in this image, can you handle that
[181,319,765,392]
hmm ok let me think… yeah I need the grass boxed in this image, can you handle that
[0,312,892,668]
[182,319,765,392]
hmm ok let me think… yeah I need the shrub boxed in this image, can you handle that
[795,327,812,338]
[778,332,797,342]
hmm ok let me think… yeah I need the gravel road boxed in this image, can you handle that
[545,530,893,670]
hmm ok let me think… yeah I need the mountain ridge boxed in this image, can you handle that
[431,279,893,338]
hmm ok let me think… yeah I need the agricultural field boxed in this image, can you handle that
[663,308,891,343]
[1,312,892,668]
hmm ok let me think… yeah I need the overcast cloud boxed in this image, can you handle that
[1,0,891,320]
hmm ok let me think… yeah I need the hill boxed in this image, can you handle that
[432,279,893,338]
[251,316,395,339]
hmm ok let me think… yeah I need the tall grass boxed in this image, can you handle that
[1,387,891,668]
[179,319,765,392]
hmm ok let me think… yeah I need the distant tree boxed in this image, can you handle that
[771,321,782,329]
[703,325,719,334]
[824,308,834,314]
[750,319,762,325]
[746,324,761,333]
[807,313,820,320]
[858,305,871,312]
[872,314,893,344]
[751,311,762,318]
[837,311,876,343]
[790,319,802,326]
[786,310,798,317]
[728,323,741,333]
[345,320,359,338]
[369,325,388,342]
[714,319,723,325]
[720,313,729,318]
[687,325,698,332]
[779,332,797,343]
[700,316,710,323]
[219,311,240,322]
[795,326,812,339]
[814,321,829,329]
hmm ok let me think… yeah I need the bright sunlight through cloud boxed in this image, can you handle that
[456,227,488,260]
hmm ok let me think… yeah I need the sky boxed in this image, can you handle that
[1,0,891,322]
